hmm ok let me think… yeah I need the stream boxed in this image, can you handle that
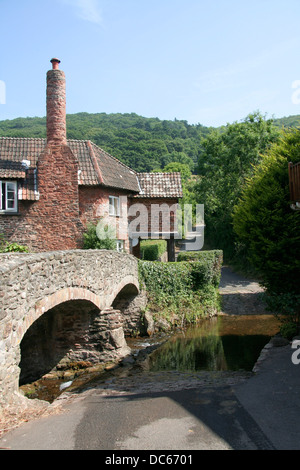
[20,313,280,403]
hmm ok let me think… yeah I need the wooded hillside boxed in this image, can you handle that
[0,111,298,173]
[0,112,213,173]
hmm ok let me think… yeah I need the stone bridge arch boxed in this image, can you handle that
[0,250,144,405]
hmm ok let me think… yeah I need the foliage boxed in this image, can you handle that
[279,322,299,340]
[232,128,300,323]
[0,234,29,253]
[140,240,167,261]
[138,251,223,325]
[160,162,192,182]
[0,111,299,177]
[83,223,117,251]
[177,250,223,287]
[233,128,300,294]
[264,292,300,338]
[0,112,213,173]
[265,292,300,324]
[195,112,280,261]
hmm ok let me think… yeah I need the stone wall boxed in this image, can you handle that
[19,302,131,385]
[0,250,144,405]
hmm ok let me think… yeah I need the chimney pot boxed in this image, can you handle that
[50,58,61,70]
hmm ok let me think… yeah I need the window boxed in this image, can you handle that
[116,240,124,252]
[0,181,18,213]
[109,196,120,216]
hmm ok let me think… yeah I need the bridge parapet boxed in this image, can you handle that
[0,250,142,405]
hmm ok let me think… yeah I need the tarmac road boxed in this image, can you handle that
[1,342,299,452]
[0,373,275,451]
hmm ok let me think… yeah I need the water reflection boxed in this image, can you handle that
[148,315,280,372]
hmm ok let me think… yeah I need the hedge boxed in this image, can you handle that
[140,240,167,261]
[177,250,223,287]
[138,250,223,325]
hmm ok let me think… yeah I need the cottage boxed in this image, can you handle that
[0,59,182,259]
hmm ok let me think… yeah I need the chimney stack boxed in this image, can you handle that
[46,58,67,145]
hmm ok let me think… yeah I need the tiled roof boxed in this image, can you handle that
[82,140,139,192]
[0,137,182,200]
[0,138,43,200]
[136,172,183,198]
[0,160,26,179]
[0,137,140,197]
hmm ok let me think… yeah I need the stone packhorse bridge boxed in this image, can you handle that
[0,250,145,405]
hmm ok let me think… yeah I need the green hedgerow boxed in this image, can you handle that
[138,250,223,326]
[140,240,167,261]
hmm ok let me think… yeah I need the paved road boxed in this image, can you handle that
[0,371,275,450]
[2,342,299,451]
[1,267,299,451]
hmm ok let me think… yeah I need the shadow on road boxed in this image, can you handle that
[74,384,275,450]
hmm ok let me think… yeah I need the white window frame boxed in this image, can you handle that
[109,196,120,217]
[0,180,18,213]
[116,240,124,253]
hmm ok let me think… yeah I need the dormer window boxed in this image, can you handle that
[0,180,18,213]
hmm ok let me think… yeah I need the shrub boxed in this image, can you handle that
[0,234,29,253]
[139,250,223,325]
[280,322,299,340]
[140,240,167,261]
[83,222,117,251]
[177,250,223,287]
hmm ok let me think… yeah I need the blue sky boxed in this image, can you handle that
[1,0,300,127]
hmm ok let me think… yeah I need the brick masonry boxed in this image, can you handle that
[79,186,131,251]
[0,62,84,252]
[128,197,179,235]
[0,250,146,406]
[46,66,67,145]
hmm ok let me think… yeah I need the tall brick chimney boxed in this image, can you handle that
[34,58,83,252]
[46,58,67,145]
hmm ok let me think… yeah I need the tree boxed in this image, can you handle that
[162,162,192,182]
[195,112,279,260]
[232,128,300,298]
